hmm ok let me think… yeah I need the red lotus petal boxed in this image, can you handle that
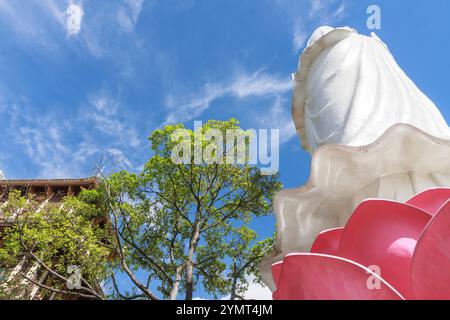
[310,227,344,255]
[406,188,450,216]
[272,261,283,289]
[411,200,450,300]
[339,200,431,299]
[274,253,404,300]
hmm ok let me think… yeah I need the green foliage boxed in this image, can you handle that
[0,190,111,299]
[0,118,281,300]
[223,227,275,300]
[103,119,282,300]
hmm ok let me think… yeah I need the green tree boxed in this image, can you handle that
[225,228,275,300]
[0,119,281,300]
[0,190,111,299]
[105,119,281,300]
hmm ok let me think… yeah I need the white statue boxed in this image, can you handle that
[294,26,450,152]
[261,26,450,291]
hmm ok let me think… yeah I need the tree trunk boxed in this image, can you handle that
[169,266,183,300]
[229,261,238,300]
[230,276,238,300]
[185,224,201,300]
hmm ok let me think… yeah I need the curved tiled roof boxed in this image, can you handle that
[0,177,98,188]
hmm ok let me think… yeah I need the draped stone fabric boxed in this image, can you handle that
[293,26,450,152]
[261,27,450,292]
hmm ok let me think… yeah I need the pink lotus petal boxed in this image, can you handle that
[339,200,431,299]
[310,227,344,255]
[271,261,283,289]
[406,188,450,216]
[274,253,404,300]
[412,200,450,300]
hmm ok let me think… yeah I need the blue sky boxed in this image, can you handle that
[1,0,450,299]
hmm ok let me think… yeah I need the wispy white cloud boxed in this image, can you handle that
[80,0,146,57]
[0,0,84,53]
[72,143,132,171]
[105,148,132,169]
[163,66,299,145]
[73,142,101,163]
[309,0,346,21]
[5,102,94,179]
[0,88,142,178]
[308,0,328,18]
[161,0,346,129]
[15,120,76,178]
[117,0,145,33]
[274,0,347,52]
[0,0,146,57]
[36,0,66,26]
[86,90,141,148]
[89,91,119,116]
[293,24,308,54]
[0,0,67,51]
[164,69,292,125]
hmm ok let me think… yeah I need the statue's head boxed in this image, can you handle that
[306,26,334,48]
